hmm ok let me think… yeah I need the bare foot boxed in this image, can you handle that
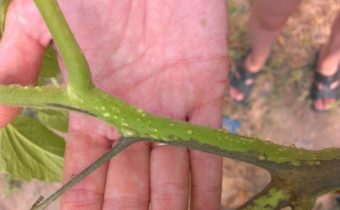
[312,73,339,111]
[312,49,339,111]
[229,53,263,102]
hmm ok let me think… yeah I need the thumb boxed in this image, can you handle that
[0,1,48,127]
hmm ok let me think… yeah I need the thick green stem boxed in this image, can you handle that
[33,0,93,92]
[1,85,340,169]
[2,85,340,210]
[0,85,70,109]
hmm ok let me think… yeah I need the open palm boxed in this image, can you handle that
[0,0,228,209]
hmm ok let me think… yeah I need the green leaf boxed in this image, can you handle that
[0,116,65,182]
[37,109,68,133]
[0,0,11,38]
[39,45,60,78]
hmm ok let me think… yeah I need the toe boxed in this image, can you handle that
[313,98,336,111]
[229,86,245,102]
[324,98,336,109]
[313,99,325,111]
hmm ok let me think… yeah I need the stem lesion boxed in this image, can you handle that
[238,183,291,210]
[290,197,315,210]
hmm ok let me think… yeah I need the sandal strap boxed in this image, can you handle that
[314,70,340,85]
[237,62,259,80]
[312,85,340,100]
[229,50,260,102]
[311,68,340,100]
[230,75,254,96]
[229,61,259,99]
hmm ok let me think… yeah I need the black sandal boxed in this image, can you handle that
[310,69,340,111]
[229,56,260,103]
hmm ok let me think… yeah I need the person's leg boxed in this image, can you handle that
[313,12,340,111]
[230,0,302,102]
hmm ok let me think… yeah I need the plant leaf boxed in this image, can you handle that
[37,109,68,133]
[0,0,11,38]
[0,116,65,182]
[39,45,60,78]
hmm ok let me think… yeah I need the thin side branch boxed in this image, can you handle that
[30,137,139,210]
[33,0,93,92]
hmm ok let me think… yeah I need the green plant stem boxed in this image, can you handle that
[30,137,138,210]
[1,85,340,169]
[2,85,340,209]
[33,0,93,92]
[0,85,70,108]
[2,1,340,209]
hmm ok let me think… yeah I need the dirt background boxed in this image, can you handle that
[222,0,340,209]
[1,0,340,209]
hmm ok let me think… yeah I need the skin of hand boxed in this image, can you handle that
[0,0,228,209]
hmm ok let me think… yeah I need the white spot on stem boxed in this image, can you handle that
[122,129,134,136]
[258,155,266,160]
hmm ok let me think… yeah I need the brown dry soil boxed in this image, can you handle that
[1,0,340,209]
[222,0,340,209]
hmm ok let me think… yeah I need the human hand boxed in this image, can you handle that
[0,0,228,209]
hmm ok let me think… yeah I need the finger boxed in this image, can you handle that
[61,122,112,210]
[103,141,150,210]
[0,1,49,127]
[150,145,190,210]
[189,101,224,210]
[0,107,21,128]
[253,0,303,19]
